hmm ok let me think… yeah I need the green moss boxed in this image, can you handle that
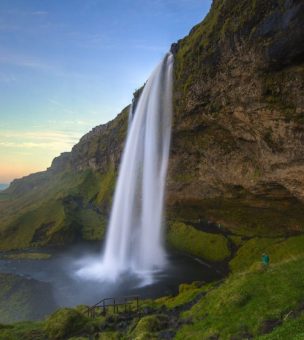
[1,253,51,260]
[179,281,203,294]
[97,331,120,340]
[228,235,244,247]
[131,314,168,339]
[96,167,116,207]
[167,221,230,262]
[0,321,45,340]
[79,209,105,241]
[44,308,90,340]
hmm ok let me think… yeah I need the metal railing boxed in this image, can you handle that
[87,295,140,318]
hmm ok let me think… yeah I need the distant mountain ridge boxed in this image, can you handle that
[0,184,9,191]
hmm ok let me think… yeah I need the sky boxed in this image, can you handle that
[0,0,211,183]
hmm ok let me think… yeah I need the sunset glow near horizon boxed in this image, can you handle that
[0,0,211,183]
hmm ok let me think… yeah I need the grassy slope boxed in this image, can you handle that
[0,168,115,251]
[177,256,304,339]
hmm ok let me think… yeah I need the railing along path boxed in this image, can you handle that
[87,295,140,318]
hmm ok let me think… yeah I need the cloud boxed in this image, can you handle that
[47,98,79,115]
[0,73,16,83]
[0,130,81,151]
[0,51,54,72]
[0,49,105,80]
[0,141,71,150]
[48,119,94,126]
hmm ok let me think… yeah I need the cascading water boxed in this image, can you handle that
[76,53,173,283]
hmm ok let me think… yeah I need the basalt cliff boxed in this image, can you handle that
[0,0,303,264]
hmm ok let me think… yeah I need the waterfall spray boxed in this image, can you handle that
[77,53,173,282]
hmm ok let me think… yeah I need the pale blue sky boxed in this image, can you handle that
[0,0,211,182]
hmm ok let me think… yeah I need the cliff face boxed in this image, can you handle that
[0,0,303,253]
[167,0,304,237]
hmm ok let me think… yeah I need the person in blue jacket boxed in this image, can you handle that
[262,253,270,266]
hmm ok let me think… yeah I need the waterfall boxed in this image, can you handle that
[77,53,173,282]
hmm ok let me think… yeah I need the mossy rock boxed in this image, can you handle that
[131,314,169,339]
[97,331,121,340]
[0,274,57,324]
[179,281,204,294]
[44,308,90,340]
[167,221,230,262]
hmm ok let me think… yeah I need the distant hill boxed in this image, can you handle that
[0,184,9,191]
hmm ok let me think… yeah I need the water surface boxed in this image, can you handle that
[0,242,223,314]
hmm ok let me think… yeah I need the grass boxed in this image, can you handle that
[176,255,304,339]
[0,321,45,340]
[230,235,304,272]
[167,221,230,262]
[0,168,115,251]
[0,253,51,260]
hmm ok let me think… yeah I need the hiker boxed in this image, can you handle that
[262,253,270,266]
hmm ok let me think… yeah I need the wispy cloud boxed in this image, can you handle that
[0,72,16,83]
[48,119,94,126]
[0,141,71,150]
[0,9,48,33]
[0,130,80,151]
[47,98,78,115]
[0,51,54,72]
[0,49,104,80]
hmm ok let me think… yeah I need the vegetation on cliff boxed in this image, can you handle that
[169,0,304,241]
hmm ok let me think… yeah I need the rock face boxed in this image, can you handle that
[167,0,304,236]
[0,0,303,252]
